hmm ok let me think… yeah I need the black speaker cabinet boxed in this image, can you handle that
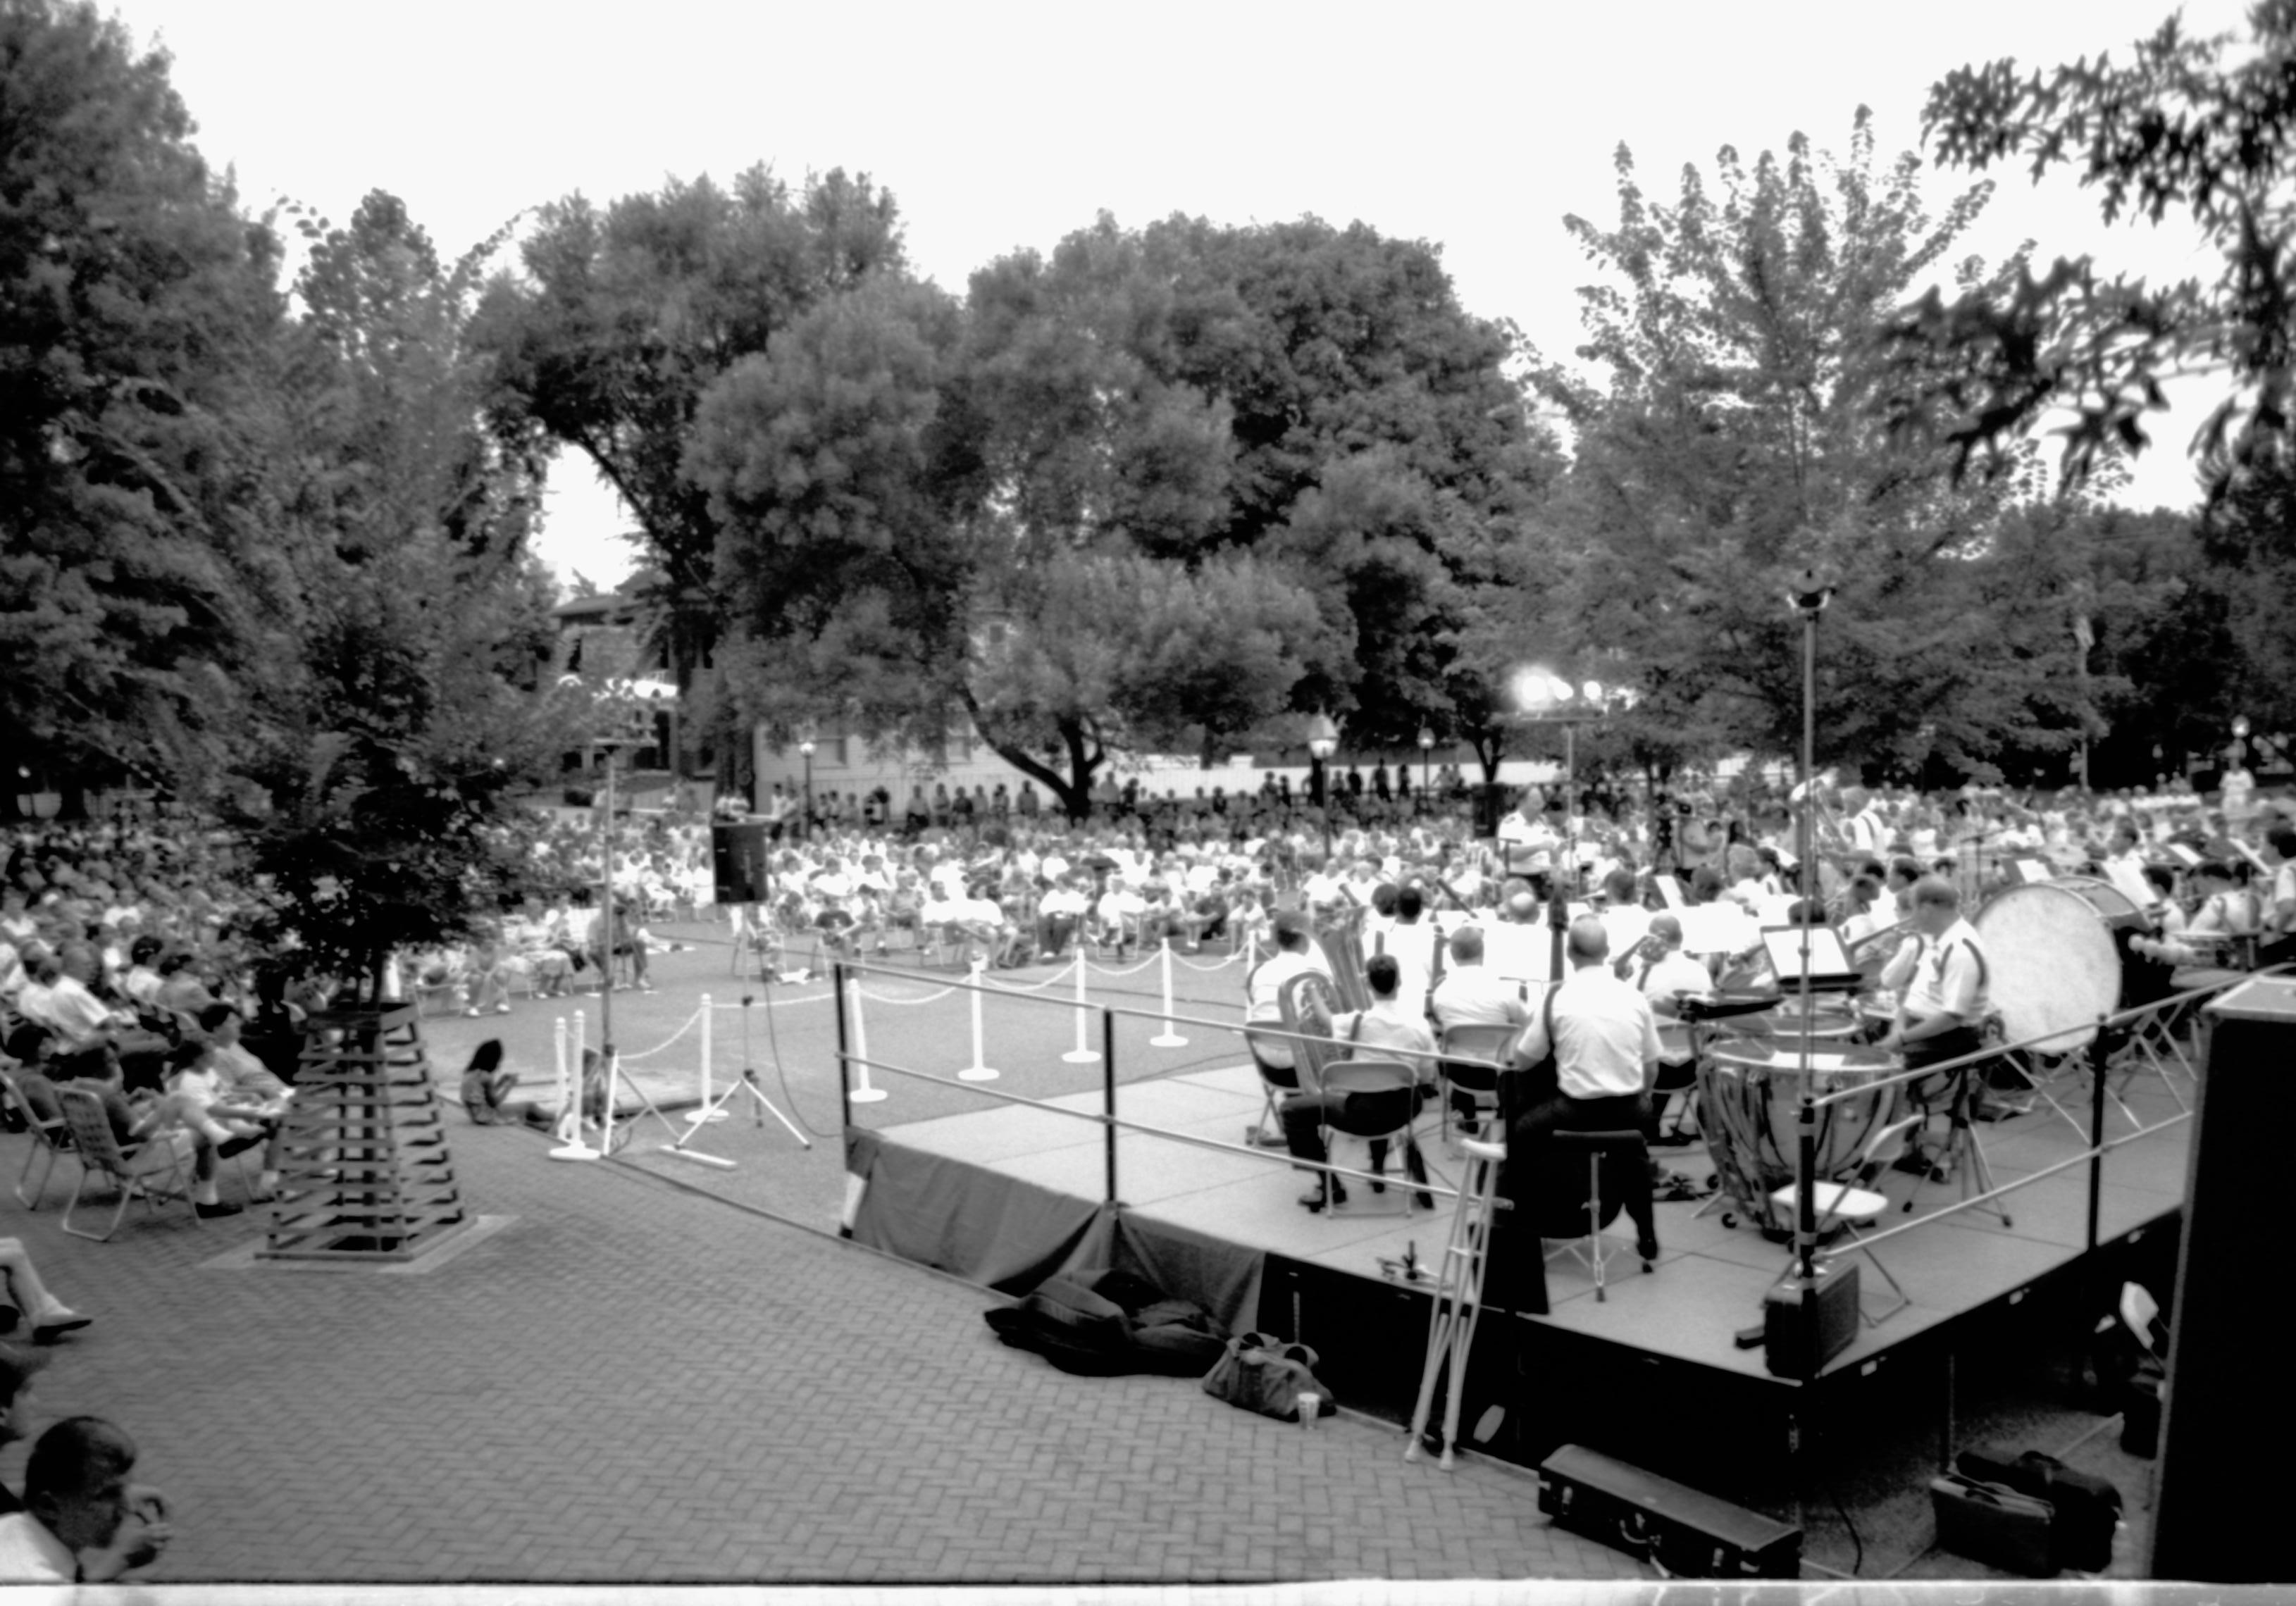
[711,821,771,906]
[2151,975,2296,1583]
[1763,1259,1860,1379]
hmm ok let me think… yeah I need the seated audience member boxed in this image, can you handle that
[1035,875,1087,959]
[460,921,515,1016]
[459,1040,519,1126]
[0,1238,90,1346]
[128,1041,273,1216]
[0,1344,48,1501]
[152,947,217,1019]
[599,897,654,992]
[0,1416,171,1582]
[1280,954,1436,1212]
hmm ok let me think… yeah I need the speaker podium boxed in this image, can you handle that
[2150,974,2296,1583]
[712,822,770,907]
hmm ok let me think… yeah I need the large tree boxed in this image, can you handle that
[693,211,1551,816]
[1895,1,2296,492]
[1522,113,2085,783]
[226,193,571,992]
[0,0,283,798]
[473,166,905,790]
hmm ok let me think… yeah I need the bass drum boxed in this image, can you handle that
[1973,876,2148,1055]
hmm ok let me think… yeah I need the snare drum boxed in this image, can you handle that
[1699,1041,1896,1231]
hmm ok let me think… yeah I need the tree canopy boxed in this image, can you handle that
[1893,0,2296,490]
[0,0,281,787]
[688,211,1551,817]
[1519,112,2099,784]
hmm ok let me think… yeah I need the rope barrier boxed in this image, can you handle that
[1172,948,1245,973]
[614,1006,706,1061]
[852,984,961,1007]
[1084,948,1165,980]
[976,959,1082,995]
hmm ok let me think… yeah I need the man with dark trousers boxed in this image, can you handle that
[1489,916,1661,1309]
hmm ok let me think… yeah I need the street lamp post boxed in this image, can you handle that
[1306,713,1339,866]
[798,726,818,843]
[1417,726,1435,813]
[2233,714,2252,770]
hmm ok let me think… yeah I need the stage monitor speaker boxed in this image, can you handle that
[1538,1443,1801,1578]
[1472,782,1511,840]
[1763,1259,1859,1379]
[711,821,770,906]
[2151,975,2296,1583]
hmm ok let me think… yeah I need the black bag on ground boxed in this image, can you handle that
[983,1269,1224,1378]
[1930,1472,2057,1576]
[1957,1450,2122,1573]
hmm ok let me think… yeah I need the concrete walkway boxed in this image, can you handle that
[0,1075,1645,1585]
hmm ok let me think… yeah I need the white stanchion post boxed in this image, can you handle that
[548,1013,597,1162]
[690,996,725,1123]
[960,959,999,1081]
[1062,953,1101,1064]
[848,976,888,1103]
[1151,938,1187,1047]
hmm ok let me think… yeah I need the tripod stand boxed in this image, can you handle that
[662,992,810,1168]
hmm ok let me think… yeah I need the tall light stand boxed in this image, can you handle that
[1417,726,1434,816]
[798,726,817,844]
[1307,713,1339,869]
[1787,571,1834,1284]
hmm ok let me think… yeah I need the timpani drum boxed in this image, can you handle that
[1699,1040,1896,1234]
[1713,1006,1863,1041]
[1972,875,2149,1055]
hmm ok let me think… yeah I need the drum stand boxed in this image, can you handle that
[1901,1066,2011,1227]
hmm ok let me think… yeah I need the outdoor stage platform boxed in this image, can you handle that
[846,1054,2192,1492]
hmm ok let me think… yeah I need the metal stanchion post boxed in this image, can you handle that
[1103,1009,1118,1205]
[834,960,852,1129]
[2087,1015,2109,1254]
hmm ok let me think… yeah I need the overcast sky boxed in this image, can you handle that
[128,0,2247,590]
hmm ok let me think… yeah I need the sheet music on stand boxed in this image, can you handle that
[2102,858,2159,913]
[2013,858,2054,884]
[1484,920,1551,985]
[1675,904,1756,957]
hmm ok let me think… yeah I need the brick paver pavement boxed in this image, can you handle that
[0,1100,1647,1586]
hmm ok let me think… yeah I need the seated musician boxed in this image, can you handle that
[1242,912,1334,1088]
[2137,859,2259,966]
[1428,926,1528,1136]
[1634,914,1710,1141]
[2263,823,2296,969]
[1375,883,1439,1014]
[1280,954,1436,1212]
[1875,876,1990,1090]
[1501,916,1661,1264]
